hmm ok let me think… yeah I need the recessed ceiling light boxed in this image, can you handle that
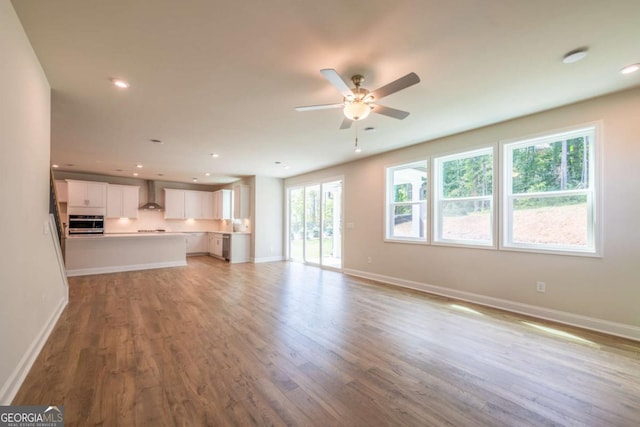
[133,172,139,176]
[51,164,59,168]
[65,164,74,167]
[111,78,130,89]
[157,173,164,177]
[620,63,640,75]
[211,153,219,158]
[116,169,123,172]
[284,165,290,170]
[150,139,163,144]
[364,126,376,132]
[274,161,281,164]
[562,48,588,64]
[192,178,198,182]
[354,147,362,153]
[205,172,211,177]
[136,164,143,169]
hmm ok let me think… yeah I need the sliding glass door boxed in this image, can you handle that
[321,180,342,268]
[305,185,321,264]
[288,179,343,269]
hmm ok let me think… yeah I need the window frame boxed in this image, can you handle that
[433,146,496,248]
[384,160,429,243]
[500,123,601,257]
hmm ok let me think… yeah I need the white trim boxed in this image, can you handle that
[252,255,285,263]
[0,296,67,405]
[500,122,601,256]
[66,260,187,277]
[385,160,428,242]
[343,268,640,342]
[49,214,69,301]
[433,145,495,247]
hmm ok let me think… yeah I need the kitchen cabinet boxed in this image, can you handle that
[67,180,107,208]
[106,184,139,218]
[184,190,202,219]
[164,189,185,219]
[233,185,250,219]
[230,233,250,263]
[166,189,216,219]
[209,233,224,257]
[186,232,208,254]
[213,189,232,220]
[201,191,214,219]
[209,232,249,263]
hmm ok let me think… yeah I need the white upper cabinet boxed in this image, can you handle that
[213,189,232,220]
[201,191,214,219]
[165,189,216,219]
[233,185,250,219]
[67,180,107,208]
[184,190,203,219]
[164,189,186,219]
[106,184,139,218]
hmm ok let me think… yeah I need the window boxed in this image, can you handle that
[386,161,427,241]
[434,147,494,246]
[503,126,597,254]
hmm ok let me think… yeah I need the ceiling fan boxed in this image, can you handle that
[296,69,420,129]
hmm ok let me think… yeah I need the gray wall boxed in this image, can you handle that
[0,2,68,404]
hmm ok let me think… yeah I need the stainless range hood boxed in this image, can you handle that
[140,180,163,210]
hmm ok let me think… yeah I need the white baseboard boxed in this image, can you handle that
[66,260,187,277]
[344,268,640,342]
[0,295,67,405]
[252,256,285,264]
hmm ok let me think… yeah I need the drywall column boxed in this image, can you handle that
[252,176,284,262]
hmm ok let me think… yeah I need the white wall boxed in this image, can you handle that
[0,2,68,404]
[285,87,640,340]
[253,176,284,262]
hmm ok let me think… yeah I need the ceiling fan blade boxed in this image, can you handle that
[339,117,353,130]
[372,104,411,120]
[295,103,344,112]
[370,72,420,100]
[321,69,353,98]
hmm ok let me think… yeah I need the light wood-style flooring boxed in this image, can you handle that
[13,256,640,426]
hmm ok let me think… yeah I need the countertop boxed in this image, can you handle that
[68,231,251,239]
[68,232,188,239]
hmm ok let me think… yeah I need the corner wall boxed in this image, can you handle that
[0,2,68,404]
[253,176,284,262]
[285,87,640,340]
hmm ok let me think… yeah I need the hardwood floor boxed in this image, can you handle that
[13,256,640,426]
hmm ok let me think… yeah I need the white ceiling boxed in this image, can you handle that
[11,0,640,184]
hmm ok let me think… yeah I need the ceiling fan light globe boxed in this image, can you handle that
[343,101,371,121]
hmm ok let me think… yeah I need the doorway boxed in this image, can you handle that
[288,179,343,270]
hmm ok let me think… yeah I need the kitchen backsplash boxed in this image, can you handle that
[104,210,251,233]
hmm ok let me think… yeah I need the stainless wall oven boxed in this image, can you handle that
[68,214,104,235]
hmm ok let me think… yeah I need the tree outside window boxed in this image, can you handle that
[503,127,597,253]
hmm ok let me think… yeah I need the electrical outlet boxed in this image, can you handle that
[536,281,546,293]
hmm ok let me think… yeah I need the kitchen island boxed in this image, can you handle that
[65,233,187,277]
